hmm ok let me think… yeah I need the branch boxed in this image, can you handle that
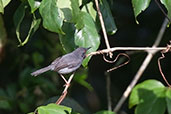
[94,0,113,58]
[113,17,169,112]
[105,72,112,111]
[87,47,166,57]
[56,73,74,104]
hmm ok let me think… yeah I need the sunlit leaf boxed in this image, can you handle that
[81,2,97,21]
[28,0,41,13]
[74,12,100,66]
[132,0,151,23]
[95,110,116,114]
[2,0,11,7]
[38,103,72,114]
[0,0,4,14]
[56,0,72,22]
[39,0,64,34]
[0,0,11,14]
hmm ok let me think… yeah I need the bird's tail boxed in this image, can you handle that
[31,66,51,76]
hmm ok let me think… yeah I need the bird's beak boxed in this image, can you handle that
[86,47,91,50]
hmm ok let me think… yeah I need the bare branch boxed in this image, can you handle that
[105,72,112,111]
[94,0,113,58]
[113,17,169,112]
[86,47,166,57]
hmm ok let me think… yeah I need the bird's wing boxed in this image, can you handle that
[54,56,81,71]
[51,57,61,65]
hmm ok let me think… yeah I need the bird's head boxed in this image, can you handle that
[74,47,91,59]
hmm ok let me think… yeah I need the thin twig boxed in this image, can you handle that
[105,72,112,111]
[158,43,171,87]
[105,53,130,72]
[94,0,113,58]
[56,73,75,104]
[86,47,166,57]
[113,17,169,112]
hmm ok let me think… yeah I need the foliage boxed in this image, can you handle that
[0,0,171,114]
[129,80,171,114]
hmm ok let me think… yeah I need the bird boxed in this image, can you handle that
[31,47,91,79]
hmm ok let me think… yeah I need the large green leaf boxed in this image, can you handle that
[160,0,171,20]
[132,0,151,23]
[56,0,72,22]
[74,12,100,66]
[39,0,64,34]
[129,79,165,108]
[129,80,166,114]
[81,2,97,21]
[135,88,166,114]
[95,110,116,114]
[71,0,84,29]
[28,0,41,13]
[166,88,171,114]
[99,0,117,35]
[38,103,72,114]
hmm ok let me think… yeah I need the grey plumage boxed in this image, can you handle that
[31,47,90,76]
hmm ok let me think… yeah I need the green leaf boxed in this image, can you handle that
[59,22,77,53]
[129,79,165,108]
[74,69,93,90]
[81,2,97,21]
[0,100,11,110]
[13,4,41,47]
[135,88,166,114]
[45,97,87,114]
[28,0,41,13]
[0,0,11,14]
[27,112,34,114]
[13,3,26,45]
[99,0,117,35]
[166,88,171,114]
[95,110,116,114]
[57,0,73,22]
[132,0,151,23]
[160,0,171,20]
[38,103,72,114]
[71,0,81,23]
[0,0,4,14]
[2,0,11,8]
[39,0,64,34]
[74,12,100,66]
[20,17,41,46]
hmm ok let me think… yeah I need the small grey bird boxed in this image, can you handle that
[31,47,91,76]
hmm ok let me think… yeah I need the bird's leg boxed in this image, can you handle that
[60,74,70,87]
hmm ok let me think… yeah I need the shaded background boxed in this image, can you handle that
[0,0,171,114]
